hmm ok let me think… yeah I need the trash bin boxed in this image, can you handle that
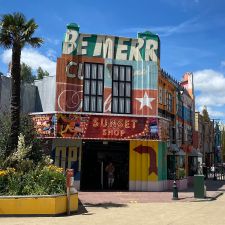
[194,175,205,198]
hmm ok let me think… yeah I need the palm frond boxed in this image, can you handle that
[0,14,14,29]
[0,31,12,48]
[22,19,38,37]
[12,12,26,28]
[0,12,43,49]
[26,37,44,48]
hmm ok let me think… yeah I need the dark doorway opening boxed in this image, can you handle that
[80,141,129,191]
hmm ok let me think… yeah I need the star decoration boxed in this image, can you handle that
[136,92,155,110]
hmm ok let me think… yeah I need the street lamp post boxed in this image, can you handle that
[172,150,178,200]
[212,119,220,180]
[170,144,180,200]
[212,119,217,180]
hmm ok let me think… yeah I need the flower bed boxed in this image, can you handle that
[0,165,66,196]
[0,124,78,215]
[0,165,79,216]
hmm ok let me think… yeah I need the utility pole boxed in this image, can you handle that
[212,119,220,180]
[202,121,205,164]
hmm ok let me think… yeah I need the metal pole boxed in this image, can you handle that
[66,169,74,216]
[67,186,70,216]
[172,151,178,200]
[101,161,103,189]
[203,122,205,164]
[213,119,217,180]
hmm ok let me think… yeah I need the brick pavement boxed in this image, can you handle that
[79,179,225,205]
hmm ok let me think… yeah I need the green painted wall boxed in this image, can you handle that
[158,141,167,180]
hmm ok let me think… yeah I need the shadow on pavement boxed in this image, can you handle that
[83,202,128,209]
[77,199,127,215]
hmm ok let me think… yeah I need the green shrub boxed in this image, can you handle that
[0,166,66,196]
[0,114,66,196]
[0,173,8,195]
[35,166,66,195]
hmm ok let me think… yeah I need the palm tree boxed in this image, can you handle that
[0,13,43,155]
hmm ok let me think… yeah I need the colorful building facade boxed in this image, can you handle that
[32,23,170,191]
[158,70,197,189]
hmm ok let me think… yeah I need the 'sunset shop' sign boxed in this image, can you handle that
[84,116,150,139]
[92,117,138,137]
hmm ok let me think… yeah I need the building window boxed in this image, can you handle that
[188,106,192,123]
[112,65,132,114]
[83,63,104,112]
[178,100,182,118]
[166,92,173,112]
[167,155,186,180]
[159,87,163,104]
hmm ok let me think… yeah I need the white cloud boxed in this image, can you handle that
[194,69,225,93]
[46,37,60,46]
[46,49,57,61]
[194,69,225,107]
[194,69,225,121]
[1,48,56,76]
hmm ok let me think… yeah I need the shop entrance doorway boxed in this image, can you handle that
[80,141,129,191]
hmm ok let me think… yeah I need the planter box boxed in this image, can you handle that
[167,178,188,190]
[0,192,78,216]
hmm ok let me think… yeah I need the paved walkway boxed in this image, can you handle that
[1,192,225,225]
[1,180,225,225]
[79,179,225,204]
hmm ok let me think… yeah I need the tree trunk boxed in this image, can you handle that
[7,43,21,155]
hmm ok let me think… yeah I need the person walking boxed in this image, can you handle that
[105,162,115,189]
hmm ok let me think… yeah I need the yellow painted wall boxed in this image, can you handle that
[0,193,78,215]
[129,140,158,182]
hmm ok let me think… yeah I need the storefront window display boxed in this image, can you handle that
[167,155,186,180]
[188,156,198,176]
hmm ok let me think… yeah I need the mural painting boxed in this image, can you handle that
[32,114,56,137]
[54,145,81,180]
[129,140,167,191]
[62,26,159,62]
[55,24,159,117]
[133,144,158,176]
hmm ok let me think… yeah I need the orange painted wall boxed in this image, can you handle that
[158,72,176,116]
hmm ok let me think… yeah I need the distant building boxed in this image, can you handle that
[0,74,37,114]
[158,70,196,188]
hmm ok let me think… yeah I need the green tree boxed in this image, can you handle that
[0,114,47,167]
[0,71,3,76]
[37,66,49,80]
[0,113,11,159]
[0,12,43,155]
[202,105,210,122]
[21,63,35,83]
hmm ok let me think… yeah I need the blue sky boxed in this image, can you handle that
[1,0,225,120]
